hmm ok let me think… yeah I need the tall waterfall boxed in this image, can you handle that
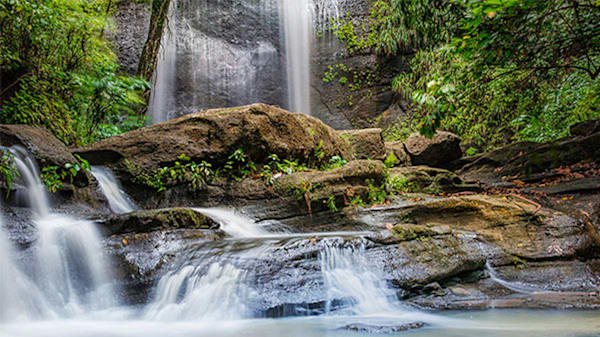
[7,148,117,317]
[280,0,314,115]
[91,166,138,214]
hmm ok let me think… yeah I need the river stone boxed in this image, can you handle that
[98,208,219,235]
[338,128,386,160]
[75,104,352,176]
[404,131,462,168]
[340,322,426,333]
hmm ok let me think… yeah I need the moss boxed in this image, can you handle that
[392,224,437,241]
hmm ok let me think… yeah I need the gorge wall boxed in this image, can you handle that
[110,0,406,129]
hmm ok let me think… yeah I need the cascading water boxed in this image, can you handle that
[6,147,117,317]
[148,0,283,124]
[90,166,138,214]
[194,208,267,238]
[280,0,314,114]
[319,241,397,315]
[148,0,178,124]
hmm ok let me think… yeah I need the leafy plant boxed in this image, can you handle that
[0,149,19,197]
[326,195,338,212]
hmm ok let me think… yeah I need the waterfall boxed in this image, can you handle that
[144,263,253,321]
[90,166,138,214]
[320,242,397,315]
[7,147,117,317]
[0,216,50,321]
[148,0,282,124]
[148,0,178,124]
[280,0,314,115]
[193,208,267,238]
[9,146,50,216]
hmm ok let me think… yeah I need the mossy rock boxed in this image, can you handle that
[98,207,218,235]
[388,166,473,194]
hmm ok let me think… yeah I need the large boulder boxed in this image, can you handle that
[0,125,97,203]
[404,131,462,168]
[338,128,386,160]
[75,104,352,176]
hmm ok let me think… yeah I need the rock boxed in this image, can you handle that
[388,166,475,194]
[273,160,387,213]
[459,132,600,184]
[570,118,600,137]
[384,141,411,167]
[98,208,219,236]
[403,131,462,168]
[389,195,590,260]
[109,0,151,75]
[338,128,386,160]
[340,322,426,334]
[390,224,440,241]
[75,104,352,177]
[0,124,98,203]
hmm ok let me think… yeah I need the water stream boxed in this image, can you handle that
[90,166,138,214]
[0,148,598,336]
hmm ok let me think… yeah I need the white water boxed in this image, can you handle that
[148,0,178,124]
[145,263,253,321]
[280,0,314,115]
[320,243,397,315]
[5,148,117,318]
[9,146,50,216]
[90,166,137,214]
[486,262,546,294]
[193,208,267,238]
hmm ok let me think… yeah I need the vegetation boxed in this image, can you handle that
[0,0,149,146]
[0,149,19,196]
[370,0,600,149]
[40,155,91,192]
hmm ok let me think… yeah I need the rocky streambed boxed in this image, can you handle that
[1,104,600,332]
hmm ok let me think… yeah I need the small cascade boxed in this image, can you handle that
[314,0,341,32]
[144,263,253,321]
[280,0,314,114]
[90,166,138,214]
[485,262,544,294]
[194,208,267,238]
[9,146,50,216]
[7,147,117,317]
[320,241,397,315]
[0,216,49,321]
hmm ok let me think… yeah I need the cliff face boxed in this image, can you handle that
[109,0,404,129]
[110,0,152,75]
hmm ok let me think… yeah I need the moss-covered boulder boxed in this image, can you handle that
[388,166,471,194]
[98,207,219,235]
[273,160,387,213]
[338,128,386,161]
[74,104,352,179]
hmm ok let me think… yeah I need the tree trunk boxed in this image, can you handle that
[137,0,172,114]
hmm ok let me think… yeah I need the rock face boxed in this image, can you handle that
[109,0,151,75]
[338,128,386,160]
[75,104,352,174]
[404,131,462,168]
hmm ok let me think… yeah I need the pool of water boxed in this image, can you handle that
[1,310,598,337]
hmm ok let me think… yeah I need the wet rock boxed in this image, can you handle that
[273,160,387,213]
[109,0,151,75]
[340,322,426,334]
[98,208,219,236]
[0,124,99,204]
[338,128,386,160]
[388,166,475,194]
[404,131,462,168]
[384,141,411,167]
[75,104,352,179]
[570,118,600,137]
